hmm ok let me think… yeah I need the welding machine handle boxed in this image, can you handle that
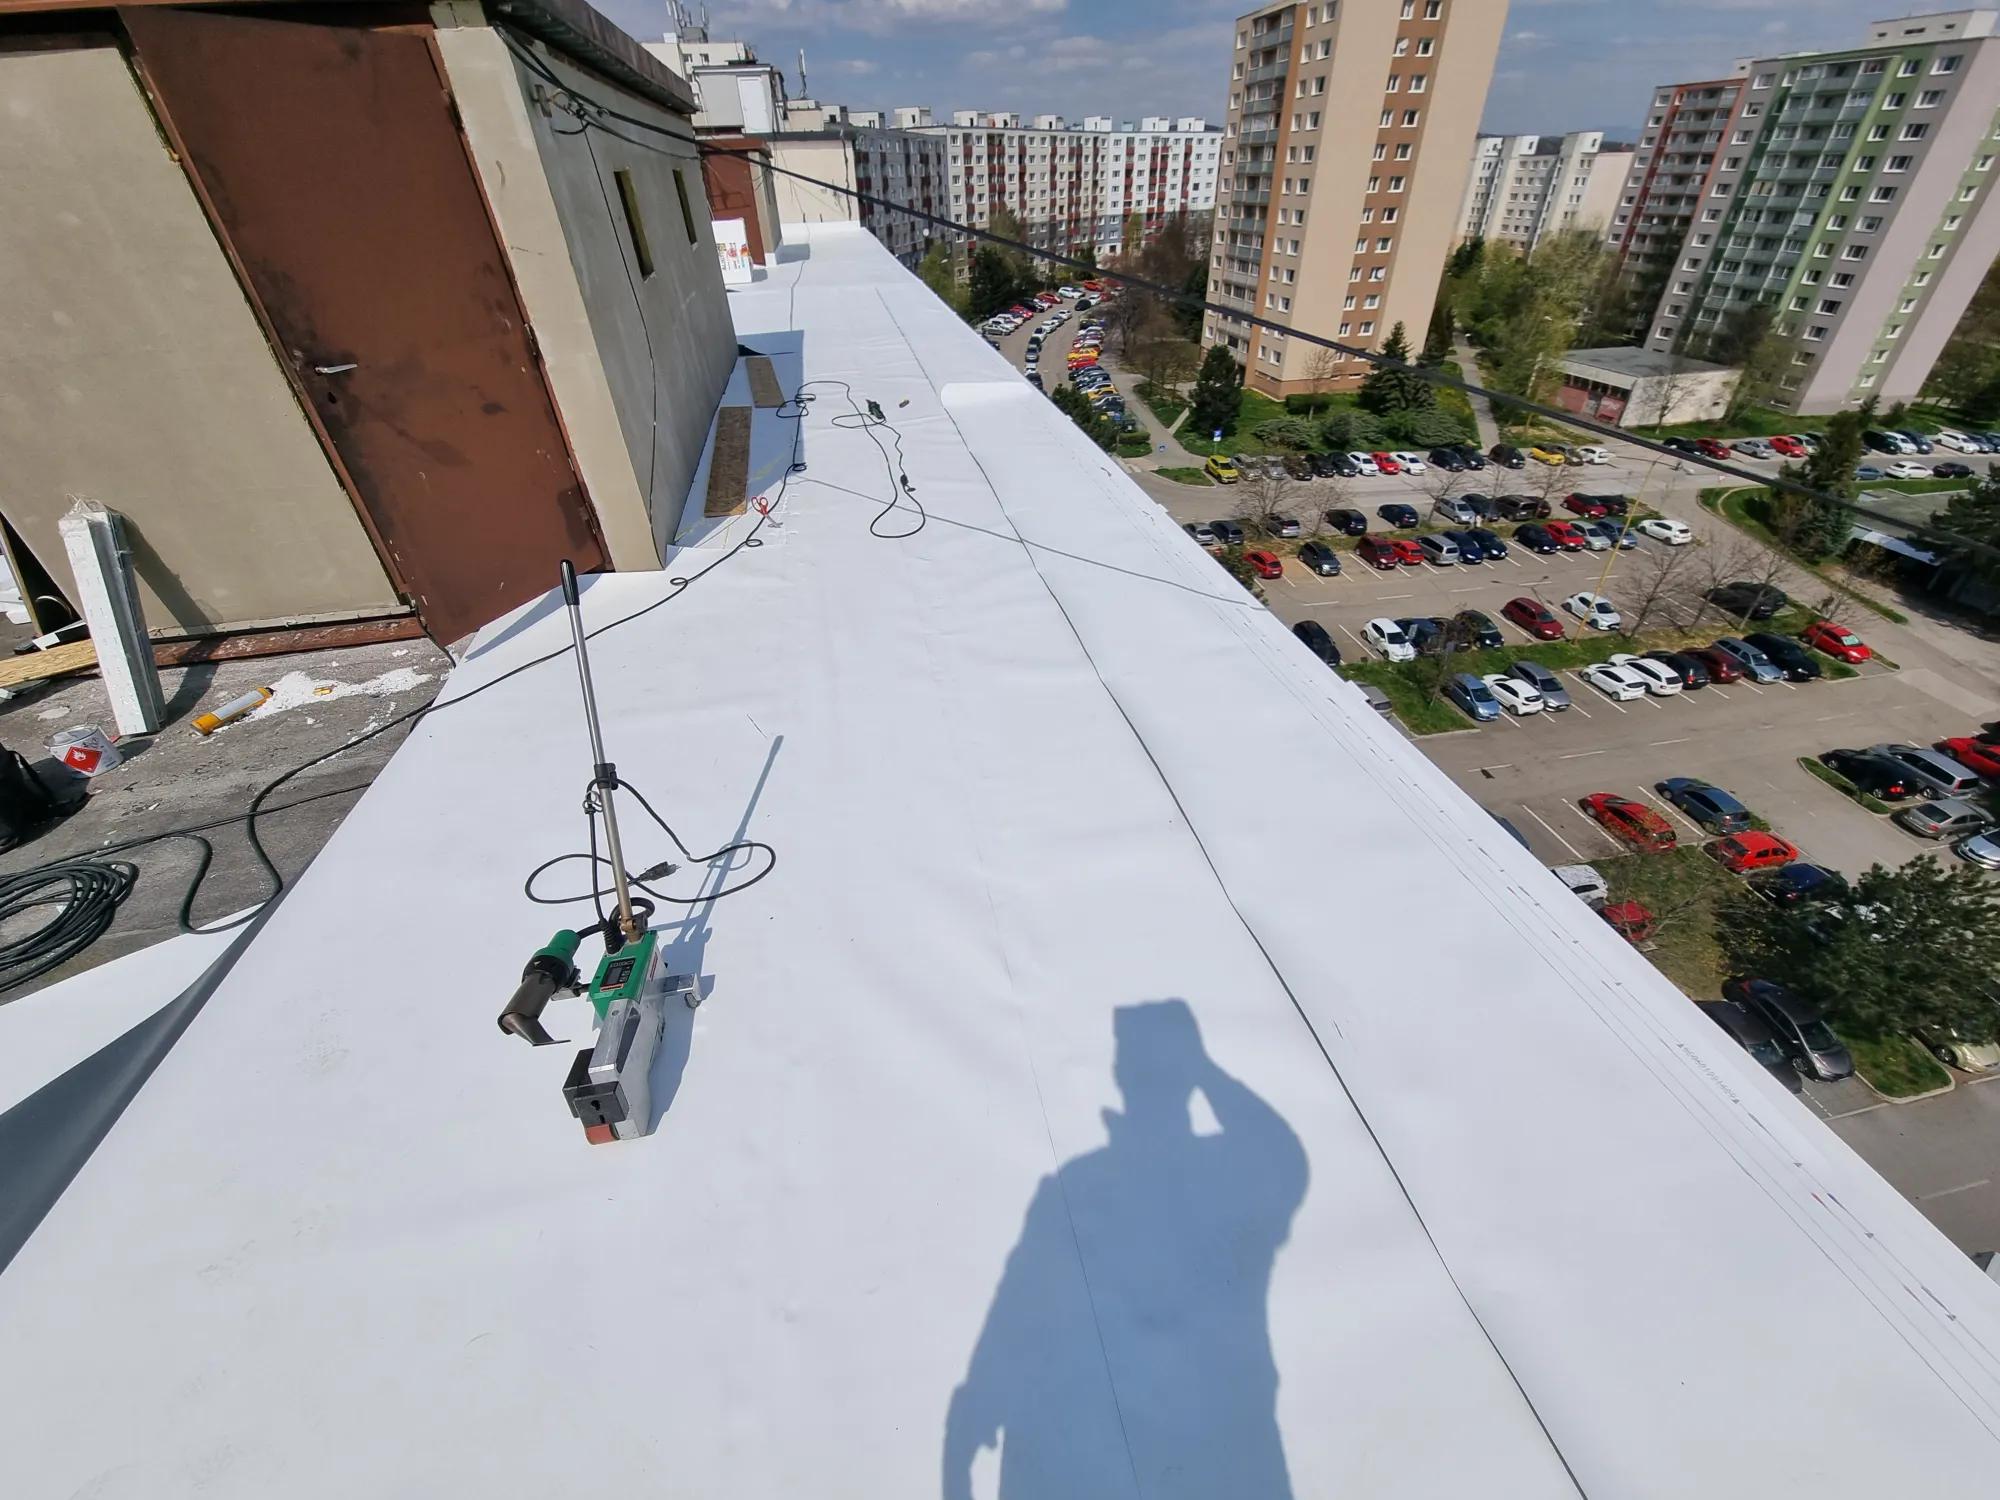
[497,930,583,1046]
[560,558,580,606]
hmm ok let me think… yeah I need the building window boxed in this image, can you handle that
[1868,124,1890,142]
[1945,214,1963,231]
[1350,266,1364,282]
[1886,155,1912,172]
[1934,54,1962,74]
[1929,242,1947,257]
[1913,269,1932,286]
[1843,244,1868,259]
[1840,185,1862,201]
[1887,323,1904,339]
[1339,322,1352,336]
[1901,122,1930,141]
[1364,294,1381,309]
[1388,175,1406,191]
[1898,58,1920,77]
[1818,298,1844,315]
[1752,72,1773,89]
[1832,273,1854,288]
[1343,295,1356,310]
[1402,109,1421,127]
[1417,38,1434,56]
[1373,142,1387,160]
[1884,92,1907,109]
[1805,325,1828,341]
[1386,74,1401,93]
[1917,89,1945,107]
[1899,297,1917,312]
[1381,109,1394,128]
[1395,142,1413,160]
[612,170,656,276]
[1410,75,1427,94]
[1381,206,1398,223]
[1370,265,1386,281]
[1376,236,1393,251]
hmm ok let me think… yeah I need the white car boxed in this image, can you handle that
[1058,285,1084,298]
[1885,460,1931,479]
[1581,661,1649,701]
[1935,428,1982,453]
[1483,673,1544,715]
[1608,652,1682,696]
[1364,617,1415,662]
[1347,452,1382,476]
[1734,438,1776,459]
[1573,445,1611,465]
[1563,591,1623,631]
[1637,517,1693,545]
[1390,451,1427,474]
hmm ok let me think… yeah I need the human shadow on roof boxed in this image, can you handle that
[944,998,1307,1499]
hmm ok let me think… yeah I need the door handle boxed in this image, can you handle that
[312,361,359,376]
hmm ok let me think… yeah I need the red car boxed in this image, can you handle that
[1581,793,1678,853]
[1770,435,1807,459]
[1689,646,1744,683]
[1563,492,1609,518]
[1695,437,1734,460]
[1502,596,1565,640]
[1371,451,1402,475]
[1357,534,1404,570]
[1801,619,1871,663]
[1937,737,2000,778]
[1707,831,1798,873]
[1244,549,1283,580]
[1601,901,1657,944]
[1544,520,1588,551]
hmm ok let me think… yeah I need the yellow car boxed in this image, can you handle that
[1205,454,1241,483]
[1528,445,1569,466]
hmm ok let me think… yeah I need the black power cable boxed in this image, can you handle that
[495,26,2000,565]
[0,861,138,993]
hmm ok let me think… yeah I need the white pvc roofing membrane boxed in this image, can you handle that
[3,224,1998,1497]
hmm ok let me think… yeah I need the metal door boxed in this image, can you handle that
[123,6,606,644]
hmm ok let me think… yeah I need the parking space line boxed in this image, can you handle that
[1339,624,1369,655]
[1650,736,1693,747]
[1743,682,1766,695]
[1559,749,1607,759]
[1522,804,1586,861]
[1380,593,1412,601]
[1917,1178,1991,1201]
[1709,686,1732,700]
[1567,699,1593,719]
[1638,784,1703,834]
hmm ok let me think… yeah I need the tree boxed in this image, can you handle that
[1302,345,1343,412]
[1617,531,1701,637]
[919,241,966,317]
[1070,244,1099,271]
[1251,416,1320,448]
[968,247,1024,321]
[1050,384,1116,451]
[1133,335,1200,396]
[1236,467,1297,539]
[1726,856,2000,1041]
[1319,407,1386,453]
[1358,322,1434,416]
[1705,302,1785,422]
[1926,256,2000,418]
[1447,238,1486,279]
[1419,302,1455,367]
[1383,407,1474,448]
[1189,344,1244,440]
[1933,466,2000,584]
[1768,400,1869,561]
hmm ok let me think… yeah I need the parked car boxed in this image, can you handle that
[1867,742,1984,798]
[1326,452,1364,477]
[1243,549,1283,580]
[1893,797,1991,840]
[1453,610,1504,649]
[1454,447,1489,470]
[1581,520,1635,551]
[1750,862,1846,907]
[1292,619,1342,666]
[1415,534,1461,566]
[1501,596,1563,639]
[1935,428,1984,452]
[1489,443,1527,469]
[1553,864,1608,904]
[1377,502,1420,529]
[1296,541,1342,577]
[1934,461,1976,479]
[1432,496,1479,525]
[1863,428,1911,454]
[1443,529,1488,563]
[1855,464,1887,482]
[1465,526,1509,559]
[1527,445,1568,466]
[1355,681,1394,716]
[1582,661,1649,701]
[1689,645,1744,683]
[1898,429,1934,454]
[1211,519,1247,546]
[1444,672,1502,722]
[1390,451,1427,474]
[1884,460,1932,479]
[1357,534,1422,568]
[1183,520,1219,548]
[1513,523,1559,554]
[1396,616,1449,655]
[1325,507,1368,535]
[1573,445,1611,465]
[1662,437,1701,455]
[1282,454,1316,481]
[1368,452,1401,475]
[1587,493,1632,516]
[1484,673,1544,715]
[1698,1000,1803,1092]
[1744,632,1822,681]
[1656,777,1752,833]
[1707,831,1799,874]
[1706,581,1788,619]
[1609,653,1681,695]
[1581,792,1677,851]
[1817,749,1915,800]
[1427,447,1468,471]
[1510,660,1571,710]
[1459,492,1500,519]
[1637,517,1693,545]
[1936,736,2000,778]
[1952,830,2000,870]
[1494,494,1551,520]
[1694,437,1734,460]
[1305,451,1343,478]
[1644,650,1710,689]
[1711,636,1781,682]
[1735,438,1776,460]
[1204,454,1240,483]
[1258,512,1302,539]
[1601,902,1657,944]
[1800,619,1870,663]
[1563,591,1622,630]
[1364,617,1415,661]
[1563,492,1610,518]
[1544,520,1589,551]
[1913,1017,2000,1073]
[1769,435,1807,458]
[1726,978,1853,1080]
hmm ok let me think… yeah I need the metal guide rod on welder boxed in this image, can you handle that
[560,560,640,940]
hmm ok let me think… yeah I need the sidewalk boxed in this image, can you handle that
[1106,359,1189,471]
[1453,334,1502,450]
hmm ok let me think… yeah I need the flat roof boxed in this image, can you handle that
[3,225,1997,1495]
[1561,344,1734,384]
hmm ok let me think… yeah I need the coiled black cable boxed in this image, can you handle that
[0,860,139,992]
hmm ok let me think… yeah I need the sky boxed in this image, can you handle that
[597,0,1912,139]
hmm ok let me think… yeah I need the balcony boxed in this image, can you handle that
[1244,57,1288,86]
[1238,124,1276,146]
[1236,187,1271,207]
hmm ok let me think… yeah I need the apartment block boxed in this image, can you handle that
[919,115,1221,260]
[1206,0,1508,399]
[1606,77,1750,291]
[1641,9,2000,414]
[766,124,950,267]
[1456,132,1635,252]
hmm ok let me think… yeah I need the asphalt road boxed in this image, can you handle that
[1829,1074,2000,1257]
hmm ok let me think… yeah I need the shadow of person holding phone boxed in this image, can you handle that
[944,998,1308,1499]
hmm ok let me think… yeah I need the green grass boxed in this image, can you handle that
[1857,476,1976,496]
[1844,1031,1952,1099]
[1823,659,1860,680]
[1175,388,1295,457]
[1336,662,1470,735]
[1135,382,1188,428]
[1155,466,1212,486]
[1601,847,1743,999]
[1798,756,1894,815]
[1434,360,1480,434]
[1701,486,1912,626]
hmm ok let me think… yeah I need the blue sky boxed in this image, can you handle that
[599,0,1904,138]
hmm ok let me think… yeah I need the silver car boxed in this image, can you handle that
[1713,637,1782,683]
[1509,659,1571,711]
[1953,830,2000,868]
[1867,742,1984,798]
[1894,798,1990,840]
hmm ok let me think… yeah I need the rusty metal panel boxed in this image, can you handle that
[122,5,606,644]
